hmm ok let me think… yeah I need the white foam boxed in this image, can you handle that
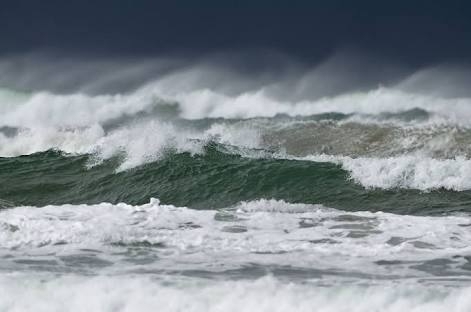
[2,199,471,310]
[1,274,470,312]
[1,199,470,274]
[296,154,471,191]
[343,155,471,191]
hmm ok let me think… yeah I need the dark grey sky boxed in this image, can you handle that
[1,0,471,66]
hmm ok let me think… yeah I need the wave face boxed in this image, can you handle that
[3,56,471,310]
[2,147,471,215]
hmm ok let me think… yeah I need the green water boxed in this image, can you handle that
[2,144,470,215]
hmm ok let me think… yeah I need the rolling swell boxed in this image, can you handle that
[1,144,471,215]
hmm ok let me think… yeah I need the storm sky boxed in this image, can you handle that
[1,1,471,67]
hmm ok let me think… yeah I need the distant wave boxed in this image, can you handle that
[2,85,471,125]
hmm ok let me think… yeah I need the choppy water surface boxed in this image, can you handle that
[3,65,471,311]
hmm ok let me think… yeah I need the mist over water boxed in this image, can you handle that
[3,51,471,311]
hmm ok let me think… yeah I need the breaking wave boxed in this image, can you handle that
[4,54,471,311]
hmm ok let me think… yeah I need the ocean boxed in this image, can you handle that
[1,61,471,311]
